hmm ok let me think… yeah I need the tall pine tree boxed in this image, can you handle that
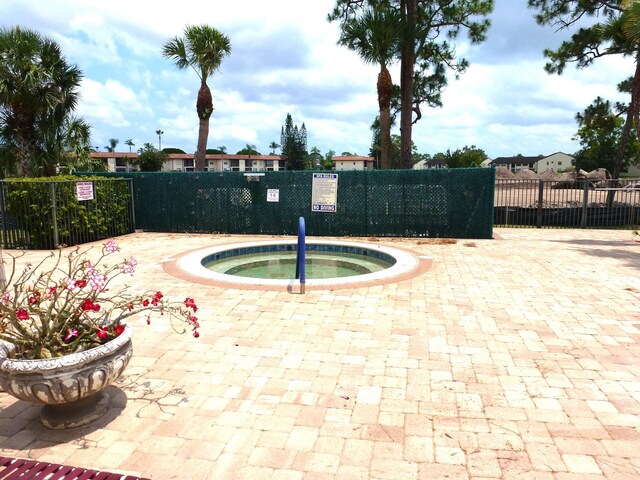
[280,113,308,170]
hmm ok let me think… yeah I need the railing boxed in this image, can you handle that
[494,178,640,229]
[295,216,306,293]
[0,179,135,249]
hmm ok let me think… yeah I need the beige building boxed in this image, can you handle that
[90,153,287,172]
[491,152,574,174]
[332,155,376,171]
[91,152,377,172]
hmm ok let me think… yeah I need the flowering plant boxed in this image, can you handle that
[0,240,199,360]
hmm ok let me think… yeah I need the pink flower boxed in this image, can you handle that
[16,309,29,321]
[88,272,106,292]
[120,257,137,275]
[1,291,12,306]
[104,241,119,253]
[65,328,79,341]
[65,277,79,291]
[84,261,95,276]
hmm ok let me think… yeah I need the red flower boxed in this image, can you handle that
[193,331,200,338]
[142,299,149,307]
[127,303,134,311]
[184,298,198,312]
[146,316,151,325]
[81,298,94,311]
[154,292,163,300]
[96,327,108,339]
[114,324,125,336]
[76,279,87,288]
[16,309,29,321]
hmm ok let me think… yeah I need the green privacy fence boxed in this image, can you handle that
[84,169,494,239]
[0,178,134,249]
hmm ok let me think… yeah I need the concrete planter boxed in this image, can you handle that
[0,325,132,429]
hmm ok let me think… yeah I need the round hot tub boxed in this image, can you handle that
[166,239,430,290]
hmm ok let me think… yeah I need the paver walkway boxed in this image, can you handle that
[1,228,639,479]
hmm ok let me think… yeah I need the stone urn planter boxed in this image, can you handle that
[0,325,133,429]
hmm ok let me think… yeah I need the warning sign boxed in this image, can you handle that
[76,181,94,201]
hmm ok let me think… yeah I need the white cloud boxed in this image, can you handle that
[1,0,635,157]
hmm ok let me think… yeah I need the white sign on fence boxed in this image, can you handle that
[311,173,338,213]
[267,189,280,202]
[76,181,94,201]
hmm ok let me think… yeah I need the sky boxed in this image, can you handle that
[0,0,633,159]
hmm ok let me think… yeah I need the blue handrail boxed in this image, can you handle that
[295,216,306,290]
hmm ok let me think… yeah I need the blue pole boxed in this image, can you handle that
[295,216,306,290]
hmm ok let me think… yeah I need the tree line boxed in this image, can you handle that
[2,1,640,176]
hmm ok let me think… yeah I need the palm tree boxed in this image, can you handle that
[236,143,260,155]
[155,130,164,151]
[0,26,87,176]
[106,138,119,153]
[162,25,231,171]
[125,139,135,153]
[337,8,401,169]
[269,141,280,154]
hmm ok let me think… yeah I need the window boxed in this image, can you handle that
[278,160,286,170]
[184,159,194,172]
[558,161,562,166]
[230,160,240,171]
[265,160,274,171]
[115,158,128,172]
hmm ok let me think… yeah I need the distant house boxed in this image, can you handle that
[413,158,447,169]
[491,152,574,173]
[332,155,376,171]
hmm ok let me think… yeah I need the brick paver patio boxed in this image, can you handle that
[1,228,639,479]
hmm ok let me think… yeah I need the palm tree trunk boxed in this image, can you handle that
[195,80,213,171]
[378,66,393,169]
[400,0,416,169]
[195,118,209,171]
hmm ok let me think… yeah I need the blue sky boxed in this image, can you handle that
[1,0,632,159]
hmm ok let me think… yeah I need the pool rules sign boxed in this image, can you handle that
[76,181,94,201]
[311,173,338,212]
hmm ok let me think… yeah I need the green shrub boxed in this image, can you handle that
[3,175,132,249]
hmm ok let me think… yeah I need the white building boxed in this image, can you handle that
[332,155,376,171]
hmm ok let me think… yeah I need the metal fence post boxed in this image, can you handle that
[580,179,589,228]
[536,180,544,228]
[128,178,136,231]
[50,182,59,248]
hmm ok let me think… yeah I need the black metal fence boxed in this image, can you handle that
[494,178,640,228]
[86,169,496,239]
[0,178,135,249]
